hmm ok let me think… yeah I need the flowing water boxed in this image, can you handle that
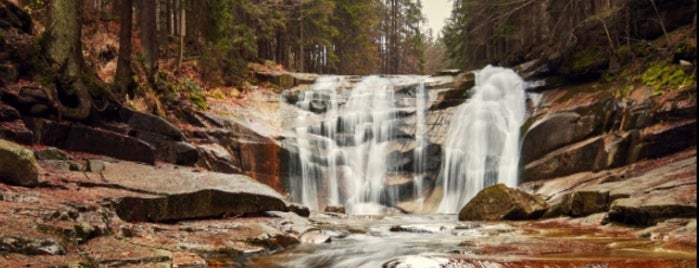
[243,67,696,267]
[437,66,526,213]
[286,75,429,215]
[241,214,695,267]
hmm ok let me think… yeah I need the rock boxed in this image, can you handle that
[34,147,70,160]
[0,0,33,33]
[458,184,548,221]
[119,107,184,140]
[23,117,156,165]
[520,112,599,165]
[287,203,310,217]
[133,129,199,165]
[324,205,346,214]
[77,162,289,222]
[0,103,20,121]
[635,119,696,160]
[679,60,693,73]
[514,58,551,80]
[299,230,331,244]
[521,136,606,182]
[0,138,38,186]
[80,237,172,267]
[608,184,696,227]
[433,69,462,76]
[172,251,206,268]
[429,72,475,110]
[195,143,240,174]
[86,159,105,173]
[0,120,33,144]
[561,190,610,217]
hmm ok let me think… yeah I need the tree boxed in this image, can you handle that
[114,0,133,100]
[331,0,381,74]
[43,0,92,120]
[139,0,157,72]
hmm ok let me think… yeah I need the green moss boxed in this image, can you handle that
[561,47,606,75]
[641,61,694,96]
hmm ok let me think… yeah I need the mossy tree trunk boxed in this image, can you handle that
[45,0,92,121]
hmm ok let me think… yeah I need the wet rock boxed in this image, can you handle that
[299,230,331,244]
[0,138,38,186]
[324,205,346,214]
[520,112,599,165]
[24,118,156,165]
[458,184,548,221]
[428,72,474,110]
[287,203,310,217]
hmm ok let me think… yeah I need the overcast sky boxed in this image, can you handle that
[422,0,452,37]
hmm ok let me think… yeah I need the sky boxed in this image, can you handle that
[422,0,453,37]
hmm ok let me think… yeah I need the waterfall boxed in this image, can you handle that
[288,75,428,215]
[437,65,526,213]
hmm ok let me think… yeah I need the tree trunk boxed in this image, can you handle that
[114,0,133,101]
[140,0,157,71]
[158,0,169,58]
[45,0,92,121]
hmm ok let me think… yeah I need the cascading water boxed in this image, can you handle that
[287,75,429,215]
[437,65,526,213]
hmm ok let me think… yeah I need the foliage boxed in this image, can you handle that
[641,61,694,96]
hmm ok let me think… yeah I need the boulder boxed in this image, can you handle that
[0,138,38,186]
[458,184,548,221]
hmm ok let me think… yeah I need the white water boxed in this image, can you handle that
[437,65,526,213]
[290,75,429,215]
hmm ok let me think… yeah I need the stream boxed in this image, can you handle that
[229,214,695,267]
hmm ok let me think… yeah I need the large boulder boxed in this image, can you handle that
[458,183,548,221]
[0,138,37,186]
